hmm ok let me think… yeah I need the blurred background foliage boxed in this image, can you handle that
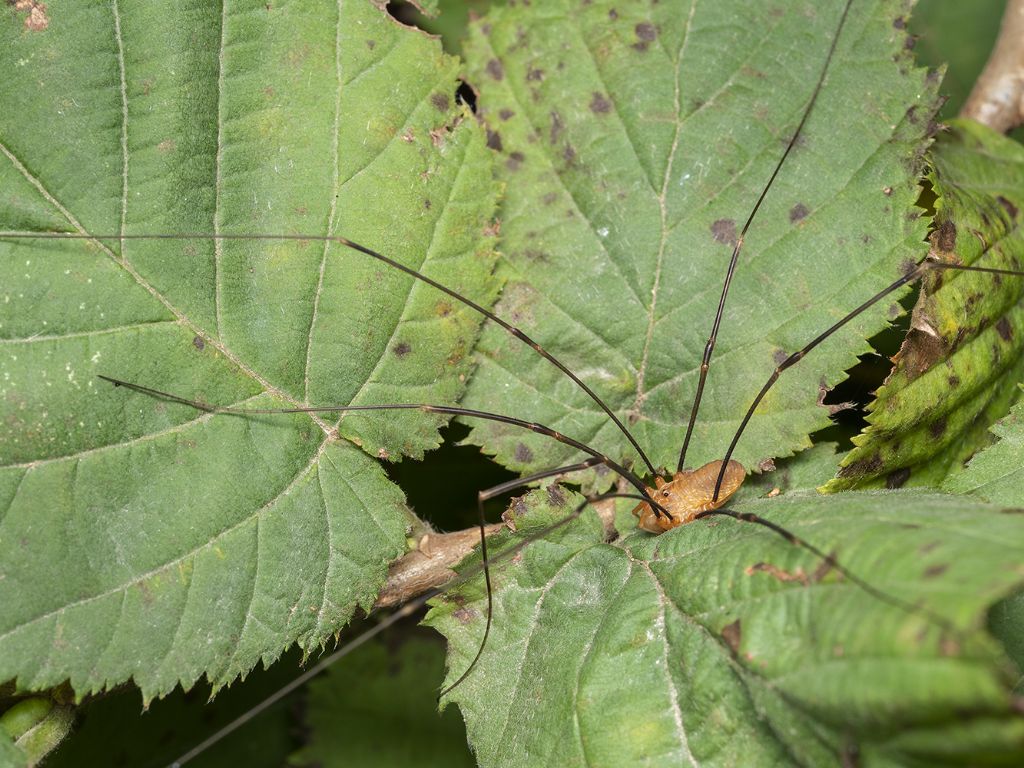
[34,1,1016,766]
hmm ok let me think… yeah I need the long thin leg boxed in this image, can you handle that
[167,489,646,768]
[97,375,669,520]
[712,258,1024,500]
[4,230,656,476]
[439,458,610,699]
[676,0,856,473]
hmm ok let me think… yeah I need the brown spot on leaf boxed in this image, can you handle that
[924,563,949,579]
[499,108,515,121]
[608,8,618,19]
[486,129,503,151]
[998,195,1019,219]
[547,484,566,506]
[436,301,452,317]
[549,111,564,144]
[836,454,883,479]
[393,342,411,358]
[746,562,810,585]
[721,619,742,654]
[486,58,504,80]
[635,22,657,42]
[893,16,906,29]
[526,65,544,82]
[935,220,957,252]
[886,467,911,489]
[589,92,612,114]
[506,151,525,171]
[929,417,947,439]
[431,92,450,112]
[997,316,1013,341]
[711,218,737,246]
[192,335,205,351]
[453,607,478,625]
[789,203,809,223]
[514,443,534,463]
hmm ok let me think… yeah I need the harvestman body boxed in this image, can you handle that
[5,0,1024,763]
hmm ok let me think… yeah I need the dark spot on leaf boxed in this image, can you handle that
[721,619,742,654]
[393,342,411,358]
[948,374,960,387]
[547,484,566,506]
[506,151,525,171]
[836,454,883,478]
[905,105,919,124]
[549,111,564,144]
[635,22,657,41]
[935,220,957,251]
[522,249,550,263]
[563,144,576,164]
[997,317,1013,341]
[423,198,432,210]
[745,562,809,585]
[498,108,515,121]
[773,349,788,366]
[929,417,946,439]
[886,467,911,489]
[904,35,916,50]
[514,443,534,463]
[893,16,906,29]
[192,335,205,351]
[453,607,478,625]
[998,195,1019,219]
[430,92,450,112]
[526,66,544,82]
[861,234,872,244]
[924,563,949,579]
[711,218,737,246]
[789,203,809,223]
[589,92,612,114]
[608,8,618,19]
[436,301,452,317]
[486,129,503,151]
[486,58,504,80]
[366,39,375,49]
[633,41,649,53]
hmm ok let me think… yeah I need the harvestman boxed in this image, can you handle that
[5,0,1024,763]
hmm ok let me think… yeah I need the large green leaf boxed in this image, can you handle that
[429,489,1024,767]
[458,0,937,480]
[946,394,1024,506]
[828,119,1024,491]
[0,1,499,700]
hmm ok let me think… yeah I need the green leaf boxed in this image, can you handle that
[945,395,1024,506]
[827,120,1024,491]
[428,489,1024,767]
[0,2,498,700]
[458,0,937,481]
[291,635,474,768]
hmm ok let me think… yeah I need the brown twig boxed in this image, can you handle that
[373,524,505,608]
[961,0,1024,133]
